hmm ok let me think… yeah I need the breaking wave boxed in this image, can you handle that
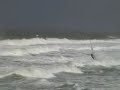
[0,38,120,46]
[0,45,61,56]
[0,62,82,79]
[0,38,120,79]
[0,38,120,56]
[1,59,120,79]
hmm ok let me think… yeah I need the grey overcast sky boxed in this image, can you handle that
[0,0,120,32]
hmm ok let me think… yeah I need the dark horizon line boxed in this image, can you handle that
[0,28,120,40]
[0,26,120,33]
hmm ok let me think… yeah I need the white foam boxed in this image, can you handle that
[71,52,120,68]
[0,38,120,46]
[0,38,120,78]
[7,62,82,78]
[0,38,47,46]
[72,45,120,51]
[0,45,61,56]
[0,41,120,57]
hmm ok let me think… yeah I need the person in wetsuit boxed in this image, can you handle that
[90,53,95,60]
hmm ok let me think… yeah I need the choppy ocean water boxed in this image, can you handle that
[0,38,120,90]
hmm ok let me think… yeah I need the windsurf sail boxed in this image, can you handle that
[79,40,96,60]
[90,40,96,60]
[90,40,94,54]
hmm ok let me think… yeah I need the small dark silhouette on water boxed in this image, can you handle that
[81,40,96,60]
[90,40,96,60]
[90,53,96,60]
[81,53,96,60]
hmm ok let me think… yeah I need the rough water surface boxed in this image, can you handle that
[0,38,120,90]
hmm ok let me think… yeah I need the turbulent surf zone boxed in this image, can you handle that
[0,38,120,90]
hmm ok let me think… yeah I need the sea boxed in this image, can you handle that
[0,35,120,90]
